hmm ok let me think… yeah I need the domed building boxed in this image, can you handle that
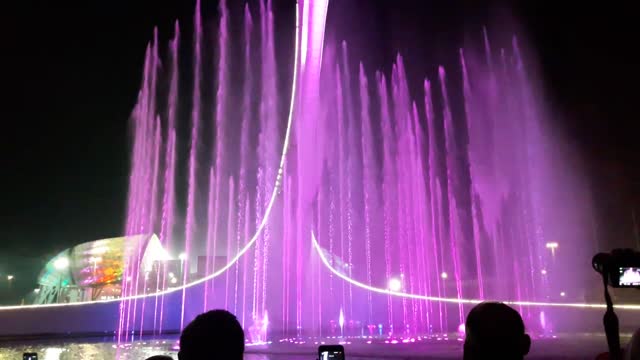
[34,234,173,304]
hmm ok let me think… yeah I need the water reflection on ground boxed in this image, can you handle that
[0,334,621,359]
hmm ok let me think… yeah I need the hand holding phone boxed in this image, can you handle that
[318,345,345,360]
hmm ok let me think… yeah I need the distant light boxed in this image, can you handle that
[178,253,187,261]
[54,257,70,270]
[458,323,466,335]
[541,269,547,275]
[441,272,448,279]
[7,275,14,281]
[170,278,178,284]
[545,242,558,249]
[560,292,566,297]
[388,278,402,292]
[540,311,547,330]
[168,272,175,278]
[34,288,40,294]
[89,256,102,263]
[339,308,345,328]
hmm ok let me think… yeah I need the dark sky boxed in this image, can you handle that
[1,0,638,303]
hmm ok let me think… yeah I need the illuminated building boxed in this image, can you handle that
[34,234,170,304]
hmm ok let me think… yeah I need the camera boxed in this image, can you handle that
[592,248,640,288]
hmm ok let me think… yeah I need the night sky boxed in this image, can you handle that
[1,0,637,304]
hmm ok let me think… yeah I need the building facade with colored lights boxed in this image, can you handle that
[34,234,172,304]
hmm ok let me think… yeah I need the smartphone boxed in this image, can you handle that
[23,353,38,360]
[618,267,640,287]
[318,345,345,360]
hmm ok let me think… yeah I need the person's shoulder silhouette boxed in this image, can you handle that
[463,302,531,360]
[178,309,245,360]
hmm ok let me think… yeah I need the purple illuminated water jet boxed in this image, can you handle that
[118,0,595,340]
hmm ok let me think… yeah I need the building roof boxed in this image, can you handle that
[37,234,169,288]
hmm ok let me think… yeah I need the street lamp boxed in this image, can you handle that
[7,275,14,291]
[89,256,102,278]
[545,242,558,256]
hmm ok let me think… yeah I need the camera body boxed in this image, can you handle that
[593,248,640,288]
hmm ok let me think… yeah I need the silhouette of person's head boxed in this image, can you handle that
[178,309,245,360]
[145,356,173,360]
[463,302,531,360]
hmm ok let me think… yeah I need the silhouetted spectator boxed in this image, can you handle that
[145,355,173,360]
[463,302,531,360]
[178,309,245,360]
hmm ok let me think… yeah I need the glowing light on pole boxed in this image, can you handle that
[89,256,102,278]
[6,275,14,291]
[546,242,558,256]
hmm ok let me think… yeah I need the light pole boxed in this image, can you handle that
[89,256,102,279]
[7,275,14,291]
[545,242,558,257]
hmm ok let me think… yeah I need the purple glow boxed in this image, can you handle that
[182,0,202,330]
[458,323,466,336]
[5,0,632,343]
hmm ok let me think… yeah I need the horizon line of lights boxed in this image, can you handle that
[310,231,640,311]
[0,1,304,313]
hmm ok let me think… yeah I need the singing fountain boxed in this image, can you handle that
[1,0,639,358]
